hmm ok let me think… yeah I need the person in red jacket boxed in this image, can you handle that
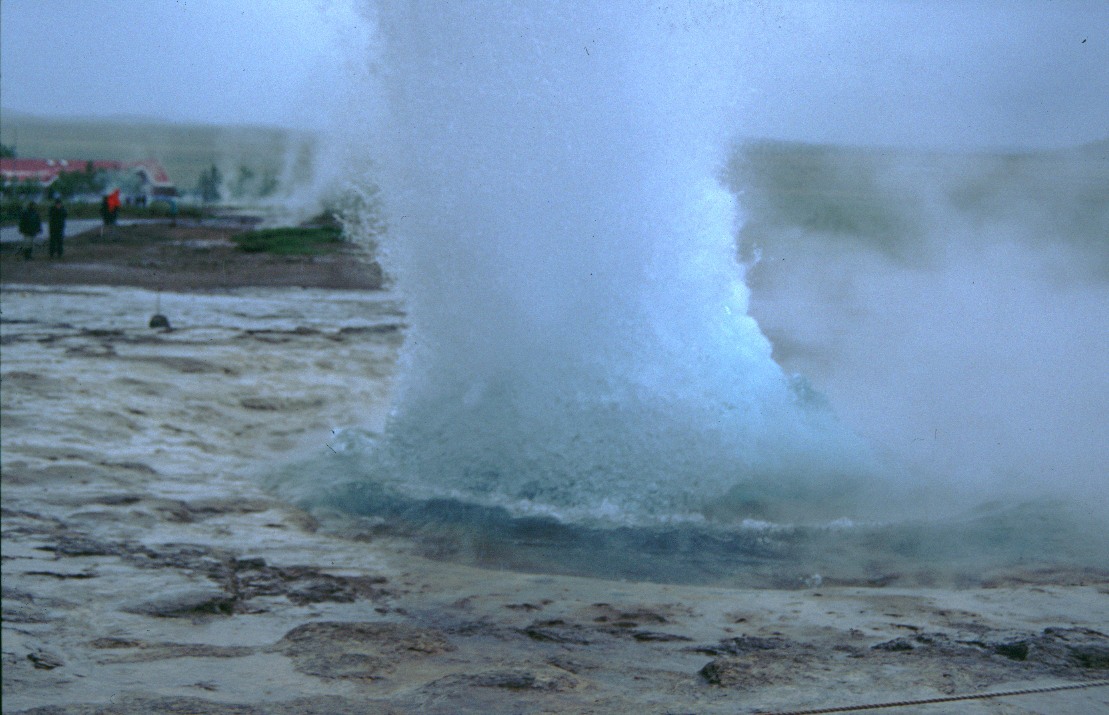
[100,189,120,238]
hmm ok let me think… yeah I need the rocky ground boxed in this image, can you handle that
[1,227,1107,713]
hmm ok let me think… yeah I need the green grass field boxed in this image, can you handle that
[233,226,344,255]
[5,112,1104,264]
[1,111,317,199]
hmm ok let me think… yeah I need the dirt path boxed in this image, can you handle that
[0,223,382,291]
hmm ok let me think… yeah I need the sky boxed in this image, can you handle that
[1,0,1107,149]
[0,0,363,130]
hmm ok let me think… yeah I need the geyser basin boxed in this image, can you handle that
[269,3,1107,586]
[276,434,1107,588]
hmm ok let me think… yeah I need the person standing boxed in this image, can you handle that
[48,198,67,258]
[99,189,120,237]
[99,195,110,237]
[18,201,42,260]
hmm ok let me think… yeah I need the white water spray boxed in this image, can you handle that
[332,3,873,525]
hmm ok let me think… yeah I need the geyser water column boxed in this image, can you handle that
[359,3,870,525]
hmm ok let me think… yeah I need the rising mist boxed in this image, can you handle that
[272,3,1107,585]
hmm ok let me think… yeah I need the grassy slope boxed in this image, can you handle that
[723,137,1109,263]
[233,226,344,255]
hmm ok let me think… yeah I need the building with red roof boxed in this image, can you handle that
[1,157,177,199]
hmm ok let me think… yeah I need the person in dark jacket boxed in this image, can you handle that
[18,202,43,260]
[99,196,111,237]
[48,198,67,258]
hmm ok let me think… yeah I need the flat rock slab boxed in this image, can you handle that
[123,586,237,618]
[270,621,454,680]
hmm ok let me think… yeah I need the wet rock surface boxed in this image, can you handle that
[270,621,454,680]
[15,694,388,715]
[3,286,1108,714]
[695,627,1109,693]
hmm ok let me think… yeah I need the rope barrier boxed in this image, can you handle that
[758,679,1109,715]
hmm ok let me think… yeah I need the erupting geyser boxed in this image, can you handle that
[336,3,872,526]
[265,1,1108,586]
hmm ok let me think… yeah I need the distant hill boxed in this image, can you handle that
[0,112,317,197]
[723,136,1109,274]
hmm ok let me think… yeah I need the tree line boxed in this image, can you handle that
[195,163,281,204]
